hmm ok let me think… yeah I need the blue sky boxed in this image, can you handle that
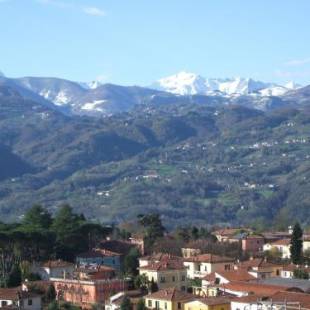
[0,0,310,86]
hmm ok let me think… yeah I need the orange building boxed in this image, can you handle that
[52,278,127,308]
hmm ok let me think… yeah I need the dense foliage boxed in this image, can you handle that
[0,90,309,228]
[0,204,110,287]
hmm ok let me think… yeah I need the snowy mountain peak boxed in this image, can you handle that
[0,70,5,77]
[154,71,206,95]
[152,72,302,97]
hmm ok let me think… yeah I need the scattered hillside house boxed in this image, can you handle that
[241,235,265,253]
[184,297,231,310]
[263,239,291,259]
[100,239,138,257]
[0,288,42,310]
[75,265,116,280]
[129,236,145,255]
[76,249,121,271]
[235,258,283,279]
[196,270,256,297]
[218,281,291,297]
[212,228,252,243]
[303,237,310,253]
[181,240,214,259]
[256,278,310,294]
[145,288,194,310]
[31,260,75,280]
[261,231,291,244]
[139,253,183,268]
[51,277,127,307]
[105,290,145,310]
[230,291,310,310]
[281,264,310,279]
[183,254,234,279]
[181,248,202,259]
[139,260,188,291]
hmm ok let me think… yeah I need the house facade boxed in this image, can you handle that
[183,254,234,279]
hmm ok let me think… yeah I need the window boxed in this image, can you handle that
[28,299,33,306]
[148,300,152,307]
[224,264,231,271]
[155,301,159,309]
[172,276,175,282]
[178,302,181,309]
[181,275,185,281]
[165,302,167,309]
[1,301,8,307]
[160,276,166,283]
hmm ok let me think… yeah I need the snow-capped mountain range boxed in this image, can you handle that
[0,71,308,117]
[151,71,301,97]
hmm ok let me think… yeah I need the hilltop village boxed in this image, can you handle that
[0,205,310,310]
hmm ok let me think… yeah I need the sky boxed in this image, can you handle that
[0,0,310,86]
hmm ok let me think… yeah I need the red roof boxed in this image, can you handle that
[140,260,185,271]
[146,288,194,301]
[221,281,287,295]
[271,239,291,246]
[185,254,234,263]
[216,270,256,282]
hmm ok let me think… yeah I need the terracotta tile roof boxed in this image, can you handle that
[216,270,256,282]
[221,281,286,295]
[140,253,183,262]
[282,264,310,272]
[146,288,194,302]
[185,254,234,263]
[232,291,310,308]
[139,260,186,271]
[237,258,278,269]
[270,239,291,246]
[195,297,231,306]
[271,291,310,308]
[42,260,74,268]
[202,272,216,282]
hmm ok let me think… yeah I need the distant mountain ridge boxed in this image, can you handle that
[151,71,301,97]
[0,73,308,117]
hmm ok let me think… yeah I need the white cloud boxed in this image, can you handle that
[284,58,310,66]
[83,7,105,17]
[36,0,106,17]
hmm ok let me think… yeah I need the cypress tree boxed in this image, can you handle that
[290,223,303,264]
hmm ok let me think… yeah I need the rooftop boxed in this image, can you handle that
[185,254,234,263]
[146,288,194,302]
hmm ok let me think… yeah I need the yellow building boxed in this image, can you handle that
[139,260,188,291]
[184,297,231,310]
[145,288,194,310]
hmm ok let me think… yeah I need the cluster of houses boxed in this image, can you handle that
[1,227,310,310]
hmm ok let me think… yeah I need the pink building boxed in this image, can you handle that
[52,278,127,308]
[242,235,265,253]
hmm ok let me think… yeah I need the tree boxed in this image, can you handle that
[120,296,132,310]
[46,284,57,303]
[123,248,140,276]
[52,204,86,261]
[290,223,303,264]
[293,269,309,280]
[136,299,146,310]
[22,205,52,231]
[137,214,165,249]
[7,265,22,287]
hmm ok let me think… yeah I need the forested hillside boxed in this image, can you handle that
[0,87,309,228]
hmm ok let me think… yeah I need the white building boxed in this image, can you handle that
[0,288,42,310]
